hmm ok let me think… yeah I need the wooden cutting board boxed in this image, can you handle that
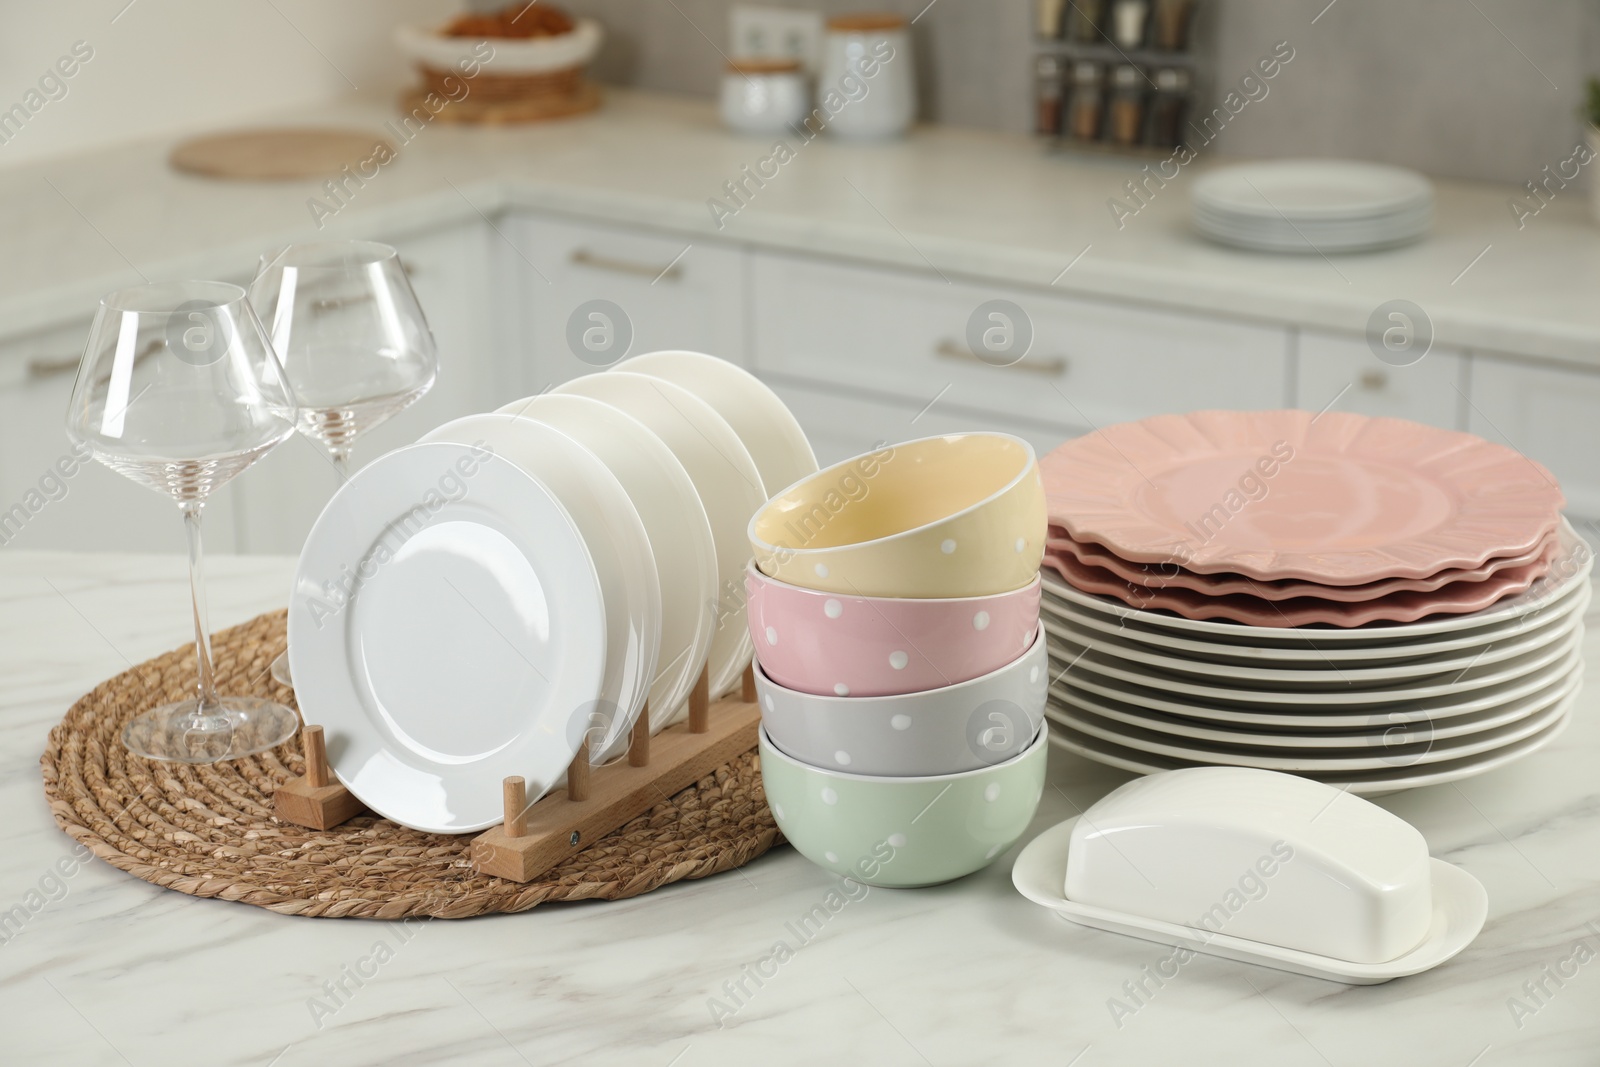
[169,128,394,181]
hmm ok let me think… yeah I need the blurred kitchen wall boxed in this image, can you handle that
[0,0,461,169]
[547,0,1600,187]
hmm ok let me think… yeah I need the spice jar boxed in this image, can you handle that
[1066,60,1105,141]
[1146,66,1190,146]
[1107,63,1146,146]
[1035,55,1065,135]
[1152,0,1195,50]
[1036,0,1066,38]
[1065,0,1106,42]
[1110,0,1150,48]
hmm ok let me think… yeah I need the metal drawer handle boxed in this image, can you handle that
[570,248,683,282]
[934,340,1068,377]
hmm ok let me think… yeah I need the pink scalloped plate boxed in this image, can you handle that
[1043,532,1558,627]
[1046,528,1556,602]
[1042,410,1564,584]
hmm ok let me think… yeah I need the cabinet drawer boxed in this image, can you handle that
[750,250,1289,430]
[0,318,241,553]
[1296,330,1464,428]
[506,213,746,391]
[1468,356,1600,521]
[765,376,1074,469]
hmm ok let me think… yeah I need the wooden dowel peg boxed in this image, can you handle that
[303,725,330,788]
[274,724,365,830]
[689,663,711,734]
[566,752,591,803]
[504,776,529,838]
[628,705,651,767]
[741,661,757,703]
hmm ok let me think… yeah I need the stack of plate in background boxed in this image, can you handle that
[1192,160,1433,253]
[1038,409,1588,794]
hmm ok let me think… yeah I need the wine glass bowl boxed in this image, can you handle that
[251,240,438,468]
[67,280,301,764]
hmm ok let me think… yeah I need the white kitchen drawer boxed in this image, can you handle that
[504,213,746,392]
[765,375,1074,470]
[233,221,505,555]
[1468,355,1600,521]
[0,318,242,554]
[1295,330,1465,428]
[750,250,1289,430]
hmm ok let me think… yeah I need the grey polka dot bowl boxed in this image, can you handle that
[759,722,1049,888]
[746,563,1040,698]
[754,624,1047,776]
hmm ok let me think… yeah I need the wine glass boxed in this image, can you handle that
[248,240,438,685]
[66,281,300,763]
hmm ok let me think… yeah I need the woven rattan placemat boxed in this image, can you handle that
[41,610,780,919]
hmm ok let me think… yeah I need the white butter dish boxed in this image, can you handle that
[1012,768,1487,984]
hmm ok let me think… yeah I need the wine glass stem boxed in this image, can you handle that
[183,502,220,712]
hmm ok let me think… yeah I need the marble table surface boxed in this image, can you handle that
[3,549,1599,1066]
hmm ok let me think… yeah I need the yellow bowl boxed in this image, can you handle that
[748,433,1046,597]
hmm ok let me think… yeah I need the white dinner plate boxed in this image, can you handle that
[1047,660,1582,750]
[288,443,607,833]
[1040,582,1588,664]
[1048,699,1574,795]
[1040,523,1591,644]
[498,393,718,736]
[551,372,766,700]
[1046,683,1573,772]
[1049,622,1582,707]
[422,415,660,759]
[1046,641,1582,729]
[1013,818,1486,984]
[1192,160,1434,220]
[1041,595,1586,688]
[615,350,818,499]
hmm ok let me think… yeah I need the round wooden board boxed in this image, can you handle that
[169,128,394,181]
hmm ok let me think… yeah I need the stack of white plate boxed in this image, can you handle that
[1192,160,1433,253]
[287,350,818,833]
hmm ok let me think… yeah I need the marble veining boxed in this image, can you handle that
[1,550,1599,1064]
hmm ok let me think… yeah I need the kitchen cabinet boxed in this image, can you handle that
[1295,329,1466,428]
[0,317,243,554]
[749,249,1291,433]
[502,214,747,391]
[1467,354,1600,523]
[765,376,1075,469]
[231,221,503,556]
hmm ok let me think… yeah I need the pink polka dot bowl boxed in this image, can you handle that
[746,564,1041,698]
[754,623,1048,776]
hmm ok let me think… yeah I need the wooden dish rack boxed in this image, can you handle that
[276,663,761,883]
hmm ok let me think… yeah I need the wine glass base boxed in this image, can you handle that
[122,697,301,764]
[270,650,293,689]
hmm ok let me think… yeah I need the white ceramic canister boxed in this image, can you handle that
[720,58,811,137]
[817,14,915,140]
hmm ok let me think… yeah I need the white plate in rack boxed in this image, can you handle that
[548,372,767,701]
[499,393,718,735]
[288,443,607,833]
[422,414,661,761]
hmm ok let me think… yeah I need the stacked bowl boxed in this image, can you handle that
[746,433,1053,887]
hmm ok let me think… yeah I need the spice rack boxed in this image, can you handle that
[1033,0,1204,154]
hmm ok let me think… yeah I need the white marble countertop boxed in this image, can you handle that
[3,91,1599,365]
[3,550,1600,1065]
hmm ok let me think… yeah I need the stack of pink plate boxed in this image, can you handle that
[1038,410,1588,793]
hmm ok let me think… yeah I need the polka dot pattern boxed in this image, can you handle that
[765,626,778,645]
[888,650,908,670]
[825,851,839,863]
[834,751,851,766]
[984,783,1001,802]
[940,539,957,555]
[814,563,830,578]
[973,611,991,631]
[887,833,906,847]
[823,599,843,619]
[834,683,850,696]
[820,787,838,805]
[890,714,911,730]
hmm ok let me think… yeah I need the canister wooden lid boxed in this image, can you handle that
[826,13,908,32]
